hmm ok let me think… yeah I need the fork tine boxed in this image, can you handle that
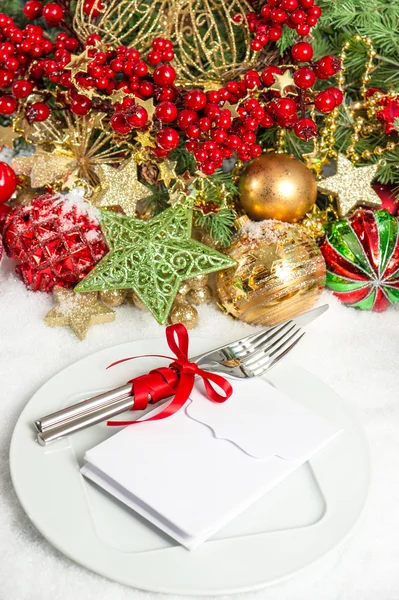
[252,332,305,377]
[231,320,294,357]
[242,324,298,367]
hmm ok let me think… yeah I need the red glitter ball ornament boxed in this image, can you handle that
[3,193,108,292]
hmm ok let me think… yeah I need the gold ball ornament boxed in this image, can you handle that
[216,218,326,327]
[238,153,317,223]
[188,285,213,305]
[169,298,198,330]
[99,289,127,307]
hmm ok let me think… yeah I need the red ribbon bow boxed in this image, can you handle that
[107,323,233,426]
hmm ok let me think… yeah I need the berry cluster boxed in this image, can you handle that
[246,0,322,51]
[0,9,80,121]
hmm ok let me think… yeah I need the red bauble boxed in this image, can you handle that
[23,0,43,19]
[372,184,399,216]
[156,128,180,150]
[0,162,17,203]
[291,41,313,62]
[3,193,108,292]
[42,2,64,26]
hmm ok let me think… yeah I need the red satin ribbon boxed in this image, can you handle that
[107,323,233,426]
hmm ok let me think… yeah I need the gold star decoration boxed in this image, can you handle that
[158,160,177,187]
[0,125,19,148]
[135,96,156,121]
[65,48,91,76]
[271,70,297,97]
[90,157,150,216]
[224,101,240,119]
[303,145,331,178]
[110,88,128,105]
[12,152,76,188]
[135,130,157,149]
[318,153,382,217]
[44,286,115,340]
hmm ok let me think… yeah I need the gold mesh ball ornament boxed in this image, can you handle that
[216,217,326,326]
[73,0,256,86]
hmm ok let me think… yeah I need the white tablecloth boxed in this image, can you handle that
[1,247,398,600]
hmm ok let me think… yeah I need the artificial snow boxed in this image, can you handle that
[1,149,399,599]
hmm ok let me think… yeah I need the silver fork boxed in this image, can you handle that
[35,317,309,446]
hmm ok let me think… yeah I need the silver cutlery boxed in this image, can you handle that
[35,305,327,445]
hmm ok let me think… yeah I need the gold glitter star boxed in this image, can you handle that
[135,96,156,121]
[12,152,76,188]
[318,154,382,217]
[44,286,115,340]
[65,48,91,77]
[158,160,177,186]
[110,88,128,105]
[135,130,157,149]
[224,101,240,119]
[0,125,19,148]
[271,70,297,97]
[91,158,150,216]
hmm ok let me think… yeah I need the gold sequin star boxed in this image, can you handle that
[0,125,19,148]
[271,70,297,97]
[91,158,150,216]
[135,130,157,149]
[158,160,177,186]
[318,154,382,217]
[110,88,128,105]
[44,286,115,340]
[65,48,91,77]
[224,101,240,119]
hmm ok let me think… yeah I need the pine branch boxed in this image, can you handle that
[194,208,235,247]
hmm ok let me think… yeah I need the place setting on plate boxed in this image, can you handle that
[10,304,369,595]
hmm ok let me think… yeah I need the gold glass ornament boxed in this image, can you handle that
[99,289,127,307]
[238,153,317,223]
[169,296,198,329]
[216,218,326,326]
[188,286,213,305]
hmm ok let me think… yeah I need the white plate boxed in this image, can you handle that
[10,337,369,595]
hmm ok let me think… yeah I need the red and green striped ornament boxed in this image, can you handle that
[321,209,399,312]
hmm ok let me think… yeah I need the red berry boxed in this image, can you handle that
[0,95,17,115]
[314,90,336,113]
[126,105,148,128]
[244,70,260,89]
[185,89,207,111]
[110,112,131,134]
[186,124,200,139]
[270,8,288,22]
[0,162,17,203]
[155,101,178,123]
[177,109,197,130]
[326,86,343,106]
[290,9,306,23]
[153,64,176,86]
[314,55,342,79]
[269,25,282,41]
[23,1,43,19]
[42,3,64,26]
[198,116,211,131]
[296,23,310,35]
[308,5,322,17]
[293,67,316,89]
[70,94,92,116]
[300,0,314,6]
[162,49,174,62]
[11,79,34,98]
[291,42,313,62]
[156,127,180,150]
[294,117,317,140]
[26,101,50,122]
[147,50,162,65]
[274,97,297,117]
[261,65,283,87]
[133,60,148,78]
[83,0,104,17]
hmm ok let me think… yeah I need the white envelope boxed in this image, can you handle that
[81,377,341,550]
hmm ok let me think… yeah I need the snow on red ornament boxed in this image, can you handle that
[3,193,108,292]
[0,162,17,203]
[321,209,399,312]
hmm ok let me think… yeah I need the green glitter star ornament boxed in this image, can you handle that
[75,206,236,324]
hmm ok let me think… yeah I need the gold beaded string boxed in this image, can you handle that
[317,35,398,164]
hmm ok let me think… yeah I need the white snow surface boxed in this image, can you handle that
[1,151,399,600]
